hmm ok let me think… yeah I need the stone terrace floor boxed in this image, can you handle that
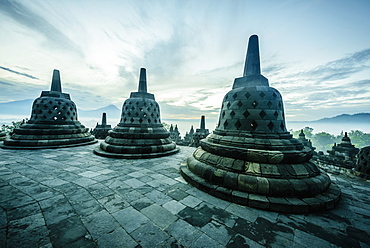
[0,143,369,248]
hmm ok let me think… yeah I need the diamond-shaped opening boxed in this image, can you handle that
[124,118,127,122]
[62,106,66,110]
[139,118,143,123]
[282,113,285,119]
[225,95,228,100]
[144,102,147,107]
[278,102,282,108]
[53,116,57,121]
[280,122,285,131]
[151,113,155,117]
[260,92,266,98]
[136,101,139,105]
[40,100,44,103]
[150,103,153,107]
[243,110,250,118]
[227,102,231,109]
[43,104,48,109]
[154,108,157,112]
[222,111,225,118]
[250,121,258,130]
[237,101,243,108]
[70,107,73,111]
[157,114,159,117]
[154,119,158,123]
[259,110,266,118]
[274,111,279,119]
[135,112,139,117]
[128,112,131,116]
[48,100,53,104]
[223,120,228,128]
[58,101,62,105]
[131,106,135,110]
[143,113,147,117]
[38,110,42,114]
[148,119,152,123]
[42,115,47,120]
[245,92,251,99]
[129,101,132,105]
[70,117,73,120]
[53,105,58,110]
[34,115,38,119]
[67,111,71,115]
[268,121,274,131]
[252,100,258,108]
[230,110,236,118]
[235,120,242,130]
[267,101,272,108]
[57,111,62,115]
[273,93,277,99]
[232,93,238,99]
[130,118,134,123]
[147,107,151,111]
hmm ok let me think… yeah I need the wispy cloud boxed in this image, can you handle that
[0,66,39,80]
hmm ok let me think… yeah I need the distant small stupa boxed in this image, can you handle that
[94,68,179,158]
[91,112,112,139]
[1,70,97,149]
[189,115,209,147]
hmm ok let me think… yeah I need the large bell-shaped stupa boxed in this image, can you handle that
[1,70,97,149]
[94,68,179,158]
[180,35,341,213]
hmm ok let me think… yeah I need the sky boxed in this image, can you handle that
[1,0,370,129]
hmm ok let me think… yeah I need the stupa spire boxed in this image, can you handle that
[138,68,147,93]
[243,35,261,77]
[102,112,107,126]
[50,69,62,92]
[200,115,205,130]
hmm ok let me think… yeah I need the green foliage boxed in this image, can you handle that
[290,126,314,139]
[312,132,339,152]
[161,122,170,131]
[348,130,370,148]
[1,119,28,134]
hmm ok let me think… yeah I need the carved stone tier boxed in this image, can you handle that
[356,146,370,179]
[94,68,179,158]
[91,112,112,139]
[180,35,340,213]
[1,70,97,149]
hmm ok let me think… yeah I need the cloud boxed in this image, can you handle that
[0,0,82,54]
[0,66,39,80]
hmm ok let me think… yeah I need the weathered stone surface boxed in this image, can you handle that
[94,68,179,158]
[1,70,96,149]
[180,35,340,213]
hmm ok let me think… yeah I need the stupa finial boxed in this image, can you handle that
[243,35,261,77]
[102,112,107,126]
[200,115,205,130]
[138,68,147,93]
[50,69,62,92]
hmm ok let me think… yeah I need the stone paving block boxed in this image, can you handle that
[201,220,235,246]
[145,189,173,205]
[8,212,46,231]
[41,200,76,226]
[42,178,68,187]
[124,177,146,188]
[7,225,51,248]
[180,195,203,208]
[72,199,104,217]
[130,222,171,247]
[141,204,178,229]
[74,177,97,187]
[163,200,186,215]
[81,210,120,240]
[120,189,144,202]
[165,187,189,201]
[79,171,101,178]
[96,227,138,248]
[165,219,202,247]
[226,233,265,248]
[48,216,96,248]
[86,183,115,200]
[293,229,336,248]
[191,233,224,248]
[97,194,130,214]
[112,206,149,233]
[131,196,155,211]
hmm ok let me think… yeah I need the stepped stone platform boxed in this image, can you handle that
[0,144,369,247]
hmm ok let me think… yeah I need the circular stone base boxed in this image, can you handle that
[180,162,341,213]
[93,146,180,159]
[0,139,97,150]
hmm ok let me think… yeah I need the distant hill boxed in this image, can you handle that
[289,113,370,123]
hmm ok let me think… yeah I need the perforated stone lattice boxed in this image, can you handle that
[217,86,287,132]
[30,98,78,122]
[119,98,161,125]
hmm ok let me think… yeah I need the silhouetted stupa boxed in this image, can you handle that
[94,68,179,158]
[180,35,341,213]
[1,70,97,149]
[91,112,112,139]
[189,115,209,147]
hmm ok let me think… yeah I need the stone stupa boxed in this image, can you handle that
[189,115,209,148]
[91,112,112,139]
[0,131,6,141]
[94,68,179,158]
[180,35,341,213]
[1,70,97,149]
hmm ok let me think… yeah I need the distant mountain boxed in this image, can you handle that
[290,113,370,123]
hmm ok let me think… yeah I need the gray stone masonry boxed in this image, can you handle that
[0,143,369,247]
